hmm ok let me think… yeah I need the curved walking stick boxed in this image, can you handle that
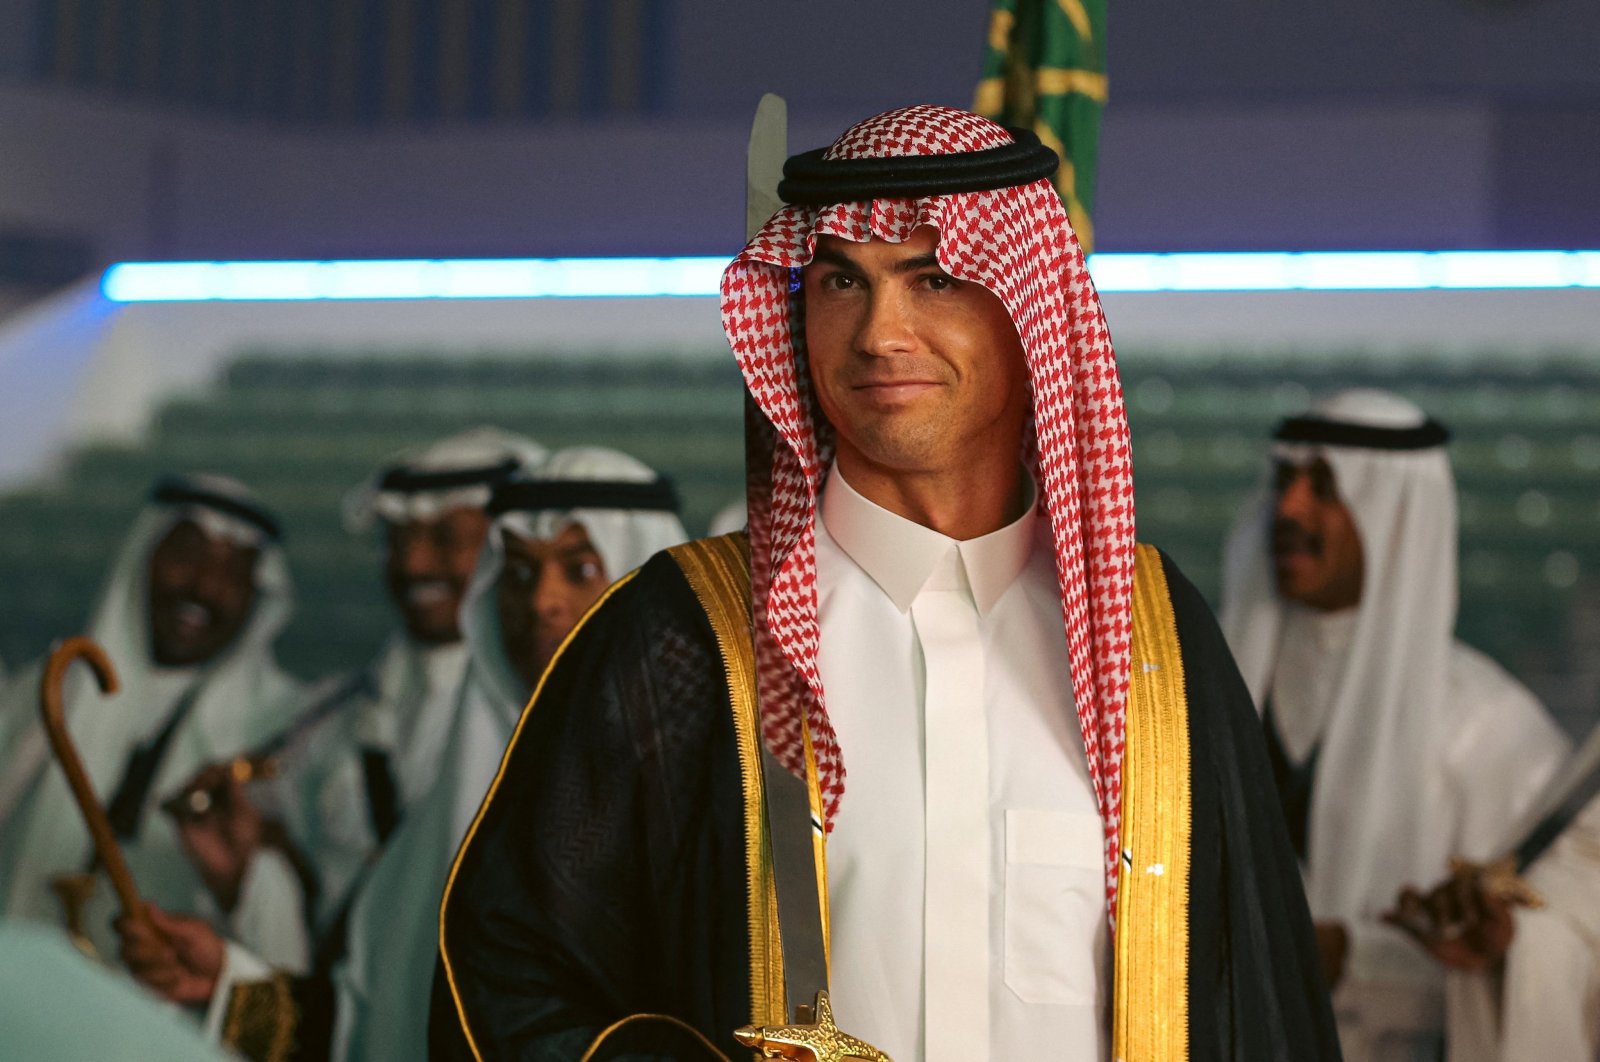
[39,636,149,928]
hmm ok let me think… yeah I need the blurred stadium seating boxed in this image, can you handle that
[1,348,1596,735]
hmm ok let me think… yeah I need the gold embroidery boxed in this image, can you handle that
[669,533,788,1030]
[1056,0,1095,41]
[734,990,892,1061]
[986,7,1015,54]
[1112,543,1192,1061]
[222,975,298,1062]
[801,717,831,973]
[1033,66,1109,101]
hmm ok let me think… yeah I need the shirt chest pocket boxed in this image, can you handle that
[1003,808,1105,1006]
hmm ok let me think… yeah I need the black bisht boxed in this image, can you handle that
[429,544,1341,1061]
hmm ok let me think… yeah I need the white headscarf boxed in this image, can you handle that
[349,428,550,800]
[0,475,302,934]
[330,446,689,1062]
[342,427,549,531]
[1219,389,1458,927]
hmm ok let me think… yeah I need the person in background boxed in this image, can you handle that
[335,445,688,1062]
[0,474,302,969]
[1220,389,1570,1062]
[120,446,688,1062]
[118,428,544,1018]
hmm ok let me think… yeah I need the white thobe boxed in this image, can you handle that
[204,636,471,1033]
[1447,795,1600,1062]
[1273,619,1570,1062]
[262,635,470,934]
[815,467,1108,1062]
[0,662,307,969]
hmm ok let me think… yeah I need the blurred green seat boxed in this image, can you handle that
[1,347,1596,688]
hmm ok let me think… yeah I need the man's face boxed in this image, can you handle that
[802,227,1030,480]
[1271,457,1364,612]
[146,519,261,668]
[495,523,611,693]
[384,506,492,645]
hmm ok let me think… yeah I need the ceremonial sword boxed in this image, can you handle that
[731,93,892,1062]
[159,669,378,823]
[1468,721,1600,907]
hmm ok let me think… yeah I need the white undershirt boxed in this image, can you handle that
[815,466,1109,1062]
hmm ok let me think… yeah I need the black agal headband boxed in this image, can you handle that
[776,127,1060,206]
[150,475,283,542]
[1273,415,1451,452]
[375,456,522,495]
[487,477,681,517]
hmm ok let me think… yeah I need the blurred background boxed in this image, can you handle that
[1,0,1598,730]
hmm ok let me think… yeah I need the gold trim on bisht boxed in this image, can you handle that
[668,532,789,1029]
[579,1013,734,1062]
[1113,543,1193,1061]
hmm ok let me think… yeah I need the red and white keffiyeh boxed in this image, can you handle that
[720,104,1136,904]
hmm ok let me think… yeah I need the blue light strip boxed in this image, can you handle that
[101,251,1600,302]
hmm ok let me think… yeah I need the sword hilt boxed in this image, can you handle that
[732,991,893,1062]
[1452,856,1545,911]
[160,754,278,824]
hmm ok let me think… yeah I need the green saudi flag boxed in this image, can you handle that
[975,0,1109,253]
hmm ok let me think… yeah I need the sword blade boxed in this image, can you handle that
[760,744,830,1017]
[1502,721,1600,872]
[744,89,830,1019]
[746,93,787,241]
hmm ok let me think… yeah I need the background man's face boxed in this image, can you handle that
[495,523,611,693]
[384,506,492,645]
[802,227,1029,480]
[146,518,261,667]
[1271,457,1364,612]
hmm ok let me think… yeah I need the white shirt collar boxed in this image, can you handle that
[820,464,1037,616]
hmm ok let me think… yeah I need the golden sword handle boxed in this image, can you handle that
[161,753,280,822]
[1450,856,1545,910]
[733,991,894,1062]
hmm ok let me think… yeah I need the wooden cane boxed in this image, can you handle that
[38,636,150,928]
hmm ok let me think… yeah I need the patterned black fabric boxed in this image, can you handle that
[429,545,1341,1062]
[432,549,751,1061]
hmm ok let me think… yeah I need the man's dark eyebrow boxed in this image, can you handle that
[808,245,945,275]
[893,252,943,274]
[810,244,859,271]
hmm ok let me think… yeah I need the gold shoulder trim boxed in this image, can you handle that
[439,566,641,1062]
[1112,543,1193,1061]
[666,533,787,1028]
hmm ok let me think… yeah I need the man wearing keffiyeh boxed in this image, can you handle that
[434,105,1338,1062]
[1219,390,1569,1062]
